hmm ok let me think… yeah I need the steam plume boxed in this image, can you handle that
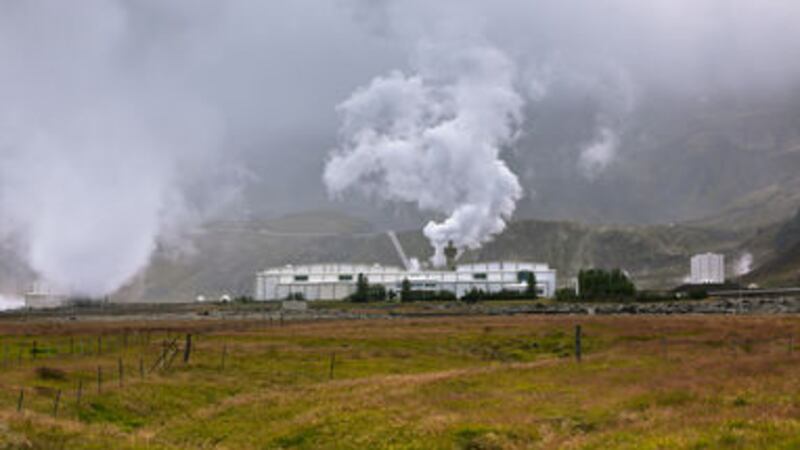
[324,41,523,265]
[735,252,753,276]
[578,128,619,180]
[0,295,24,312]
[0,2,227,297]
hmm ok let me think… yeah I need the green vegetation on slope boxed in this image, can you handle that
[114,210,762,303]
[2,316,800,449]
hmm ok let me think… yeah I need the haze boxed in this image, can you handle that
[1,0,800,295]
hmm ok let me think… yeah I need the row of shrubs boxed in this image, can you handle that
[348,287,537,303]
[555,287,708,302]
[348,273,539,303]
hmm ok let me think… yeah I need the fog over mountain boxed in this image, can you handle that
[2,1,800,295]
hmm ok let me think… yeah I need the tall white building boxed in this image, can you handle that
[690,253,725,284]
[255,261,557,301]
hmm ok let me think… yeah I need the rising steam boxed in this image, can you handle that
[0,2,227,297]
[324,41,523,265]
[0,295,24,312]
[735,252,754,276]
[578,128,619,180]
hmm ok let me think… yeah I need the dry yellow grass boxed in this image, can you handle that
[1,314,800,449]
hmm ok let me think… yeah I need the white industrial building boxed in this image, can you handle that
[24,282,68,309]
[255,261,557,301]
[690,253,726,284]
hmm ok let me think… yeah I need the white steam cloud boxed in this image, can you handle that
[0,2,229,297]
[324,41,523,265]
[0,295,24,312]
[735,252,753,276]
[578,128,620,180]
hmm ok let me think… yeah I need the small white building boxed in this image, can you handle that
[255,261,557,301]
[690,253,725,284]
[24,291,68,309]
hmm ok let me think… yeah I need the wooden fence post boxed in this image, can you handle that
[16,388,24,412]
[76,380,83,409]
[31,341,37,360]
[53,389,61,417]
[183,334,192,363]
[329,352,336,380]
[97,366,102,394]
[118,358,124,388]
[220,343,227,371]
[575,325,582,363]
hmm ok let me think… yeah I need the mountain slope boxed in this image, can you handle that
[113,211,761,302]
[747,209,800,286]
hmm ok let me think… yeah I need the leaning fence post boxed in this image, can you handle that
[17,388,24,412]
[118,358,124,388]
[329,352,336,380]
[31,340,37,360]
[53,389,62,417]
[183,334,192,363]
[97,366,103,394]
[575,325,582,363]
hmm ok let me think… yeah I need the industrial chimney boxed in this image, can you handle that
[444,240,458,271]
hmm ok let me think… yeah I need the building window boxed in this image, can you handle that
[517,270,533,282]
[473,273,487,280]
[294,275,309,282]
[338,274,353,281]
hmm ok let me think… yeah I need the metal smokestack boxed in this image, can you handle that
[444,240,458,271]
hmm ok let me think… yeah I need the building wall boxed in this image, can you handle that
[24,293,67,309]
[255,261,557,301]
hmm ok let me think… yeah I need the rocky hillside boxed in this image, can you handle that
[746,209,800,286]
[110,210,766,302]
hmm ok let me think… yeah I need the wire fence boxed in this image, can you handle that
[0,322,797,420]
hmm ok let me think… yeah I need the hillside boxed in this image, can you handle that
[746,209,800,286]
[504,91,800,227]
[112,211,764,302]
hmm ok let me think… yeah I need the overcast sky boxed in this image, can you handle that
[2,1,800,294]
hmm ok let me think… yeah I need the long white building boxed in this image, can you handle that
[255,261,557,301]
[690,253,725,284]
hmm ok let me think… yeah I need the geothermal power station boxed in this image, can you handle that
[255,261,557,301]
[255,239,556,301]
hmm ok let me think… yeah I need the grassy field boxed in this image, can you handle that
[1,315,800,449]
